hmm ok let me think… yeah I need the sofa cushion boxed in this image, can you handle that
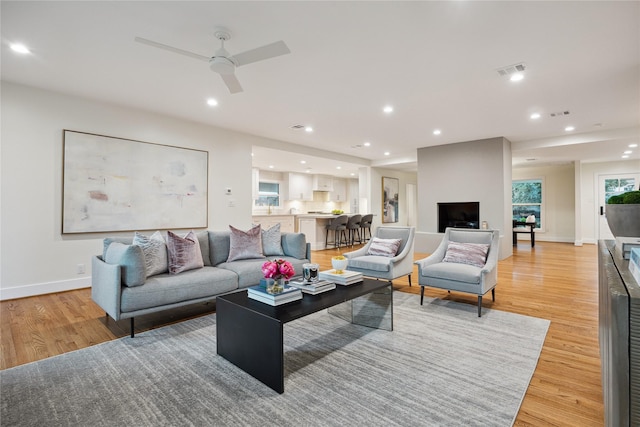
[195,230,212,266]
[209,231,230,266]
[366,237,401,257]
[420,262,482,285]
[104,242,146,287]
[102,236,132,259]
[347,255,392,273]
[262,223,285,256]
[120,267,238,313]
[443,241,489,268]
[227,225,265,262]
[167,230,204,274]
[281,233,307,259]
[133,231,168,277]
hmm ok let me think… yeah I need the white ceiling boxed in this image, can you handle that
[2,1,639,176]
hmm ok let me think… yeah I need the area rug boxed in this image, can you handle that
[1,292,549,426]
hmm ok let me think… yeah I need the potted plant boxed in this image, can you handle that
[606,190,640,237]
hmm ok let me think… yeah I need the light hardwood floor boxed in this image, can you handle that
[1,241,603,426]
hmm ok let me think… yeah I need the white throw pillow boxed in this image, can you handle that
[366,237,402,257]
[133,231,168,277]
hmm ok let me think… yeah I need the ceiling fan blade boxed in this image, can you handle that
[134,37,210,62]
[231,40,290,67]
[221,73,243,94]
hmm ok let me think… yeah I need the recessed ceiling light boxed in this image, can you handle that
[206,98,218,107]
[433,129,442,135]
[305,126,313,133]
[624,151,632,154]
[268,165,274,169]
[383,106,393,114]
[565,126,575,132]
[630,144,638,148]
[336,166,342,170]
[10,43,30,54]
[509,73,524,82]
[363,141,371,147]
[530,113,541,120]
[622,155,630,159]
[384,151,390,156]
[350,173,356,176]
[305,169,312,173]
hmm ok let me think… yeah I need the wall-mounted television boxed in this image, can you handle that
[438,202,480,233]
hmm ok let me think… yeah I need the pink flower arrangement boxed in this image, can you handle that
[262,259,295,281]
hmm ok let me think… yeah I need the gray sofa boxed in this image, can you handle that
[91,230,310,337]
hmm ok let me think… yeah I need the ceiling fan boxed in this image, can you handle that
[135,28,290,94]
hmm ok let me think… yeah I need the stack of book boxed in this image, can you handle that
[615,237,640,260]
[318,269,363,286]
[630,248,640,285]
[247,282,302,306]
[288,279,336,295]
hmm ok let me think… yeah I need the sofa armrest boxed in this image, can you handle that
[91,255,123,321]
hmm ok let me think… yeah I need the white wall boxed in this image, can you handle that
[0,82,263,299]
[579,159,640,244]
[512,163,576,243]
[369,168,417,231]
[416,137,513,259]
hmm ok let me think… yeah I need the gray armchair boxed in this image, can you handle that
[343,226,415,285]
[415,227,499,317]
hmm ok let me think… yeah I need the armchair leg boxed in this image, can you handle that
[420,286,424,305]
[408,274,412,287]
[130,317,135,338]
[491,288,495,302]
[477,296,482,317]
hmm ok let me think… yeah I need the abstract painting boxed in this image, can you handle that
[382,176,399,223]
[62,130,208,233]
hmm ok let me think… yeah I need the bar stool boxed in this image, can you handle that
[346,214,362,246]
[360,214,373,242]
[325,215,349,248]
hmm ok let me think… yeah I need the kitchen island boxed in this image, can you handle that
[296,213,352,250]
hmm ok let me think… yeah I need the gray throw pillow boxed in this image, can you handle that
[442,241,490,268]
[132,231,168,277]
[262,223,284,256]
[166,230,205,274]
[104,242,146,287]
[227,225,265,262]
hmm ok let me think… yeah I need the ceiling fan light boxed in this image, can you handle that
[209,57,235,75]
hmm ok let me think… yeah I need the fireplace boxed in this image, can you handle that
[438,202,480,233]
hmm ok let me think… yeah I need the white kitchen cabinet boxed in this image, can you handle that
[329,178,347,202]
[313,174,334,191]
[251,168,259,200]
[348,178,359,212]
[284,172,313,201]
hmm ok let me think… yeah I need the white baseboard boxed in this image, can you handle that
[0,277,91,301]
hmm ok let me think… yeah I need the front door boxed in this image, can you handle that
[598,173,640,239]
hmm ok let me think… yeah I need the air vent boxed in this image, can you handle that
[496,62,526,77]
[549,111,570,118]
[290,124,305,130]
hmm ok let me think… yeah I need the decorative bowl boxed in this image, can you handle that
[331,256,348,274]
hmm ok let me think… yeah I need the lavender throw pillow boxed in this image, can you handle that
[366,237,402,257]
[227,225,265,262]
[166,230,204,274]
[442,241,490,268]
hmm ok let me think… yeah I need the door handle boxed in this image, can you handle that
[600,206,604,216]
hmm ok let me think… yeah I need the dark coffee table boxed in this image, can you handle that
[216,278,393,393]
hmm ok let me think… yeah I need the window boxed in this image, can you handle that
[255,181,280,207]
[512,179,543,229]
